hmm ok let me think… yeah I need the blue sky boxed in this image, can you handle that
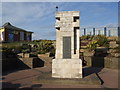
[1,2,118,40]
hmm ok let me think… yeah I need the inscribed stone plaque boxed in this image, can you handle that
[63,37,71,59]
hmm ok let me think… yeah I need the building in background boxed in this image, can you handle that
[0,22,33,42]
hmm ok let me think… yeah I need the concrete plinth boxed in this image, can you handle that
[52,59,82,78]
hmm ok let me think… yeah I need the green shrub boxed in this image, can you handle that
[80,35,95,41]
[37,51,46,54]
[2,40,55,55]
[93,35,109,48]
[87,40,98,51]
[21,44,31,53]
[2,42,23,54]
[89,35,95,40]
[116,41,120,45]
[80,52,84,56]
[81,35,91,40]
[36,40,55,54]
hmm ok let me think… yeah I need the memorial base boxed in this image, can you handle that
[52,59,82,78]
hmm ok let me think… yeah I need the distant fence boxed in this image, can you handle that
[80,27,120,37]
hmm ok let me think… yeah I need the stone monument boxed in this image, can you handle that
[52,11,82,78]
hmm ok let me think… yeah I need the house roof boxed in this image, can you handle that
[1,22,33,33]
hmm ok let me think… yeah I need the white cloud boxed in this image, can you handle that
[2,3,53,24]
[32,30,56,40]
[2,2,63,25]
[2,2,60,40]
[104,23,118,27]
[1,2,118,40]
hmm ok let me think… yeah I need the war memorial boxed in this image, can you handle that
[52,11,82,78]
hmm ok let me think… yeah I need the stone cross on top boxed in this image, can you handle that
[52,11,82,78]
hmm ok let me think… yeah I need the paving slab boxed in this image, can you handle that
[2,64,118,89]
[34,71,102,85]
[98,68,118,88]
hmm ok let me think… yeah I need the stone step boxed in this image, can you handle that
[34,71,102,85]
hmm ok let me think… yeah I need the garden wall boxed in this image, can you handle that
[83,56,119,69]
[2,56,45,71]
[80,40,120,69]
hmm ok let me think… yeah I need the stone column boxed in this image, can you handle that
[52,11,82,78]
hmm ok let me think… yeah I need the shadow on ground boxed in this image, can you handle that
[2,57,30,75]
[33,57,44,68]
[83,67,104,85]
[83,47,109,81]
[2,56,44,76]
[2,82,21,89]
[83,67,103,77]
[2,82,42,89]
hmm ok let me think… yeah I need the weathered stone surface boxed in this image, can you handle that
[20,58,33,68]
[110,53,120,57]
[104,57,119,69]
[109,41,118,48]
[107,49,117,53]
[52,11,82,78]
[84,56,92,66]
[52,59,82,78]
[24,53,30,58]
[38,53,50,57]
[55,11,80,59]
[108,36,119,41]
[84,56,119,69]
[17,53,24,58]
[84,52,95,57]
[80,49,90,52]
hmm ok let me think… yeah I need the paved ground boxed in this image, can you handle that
[1,67,118,89]
[1,56,119,89]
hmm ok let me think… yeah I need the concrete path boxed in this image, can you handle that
[1,66,118,89]
[98,68,118,88]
